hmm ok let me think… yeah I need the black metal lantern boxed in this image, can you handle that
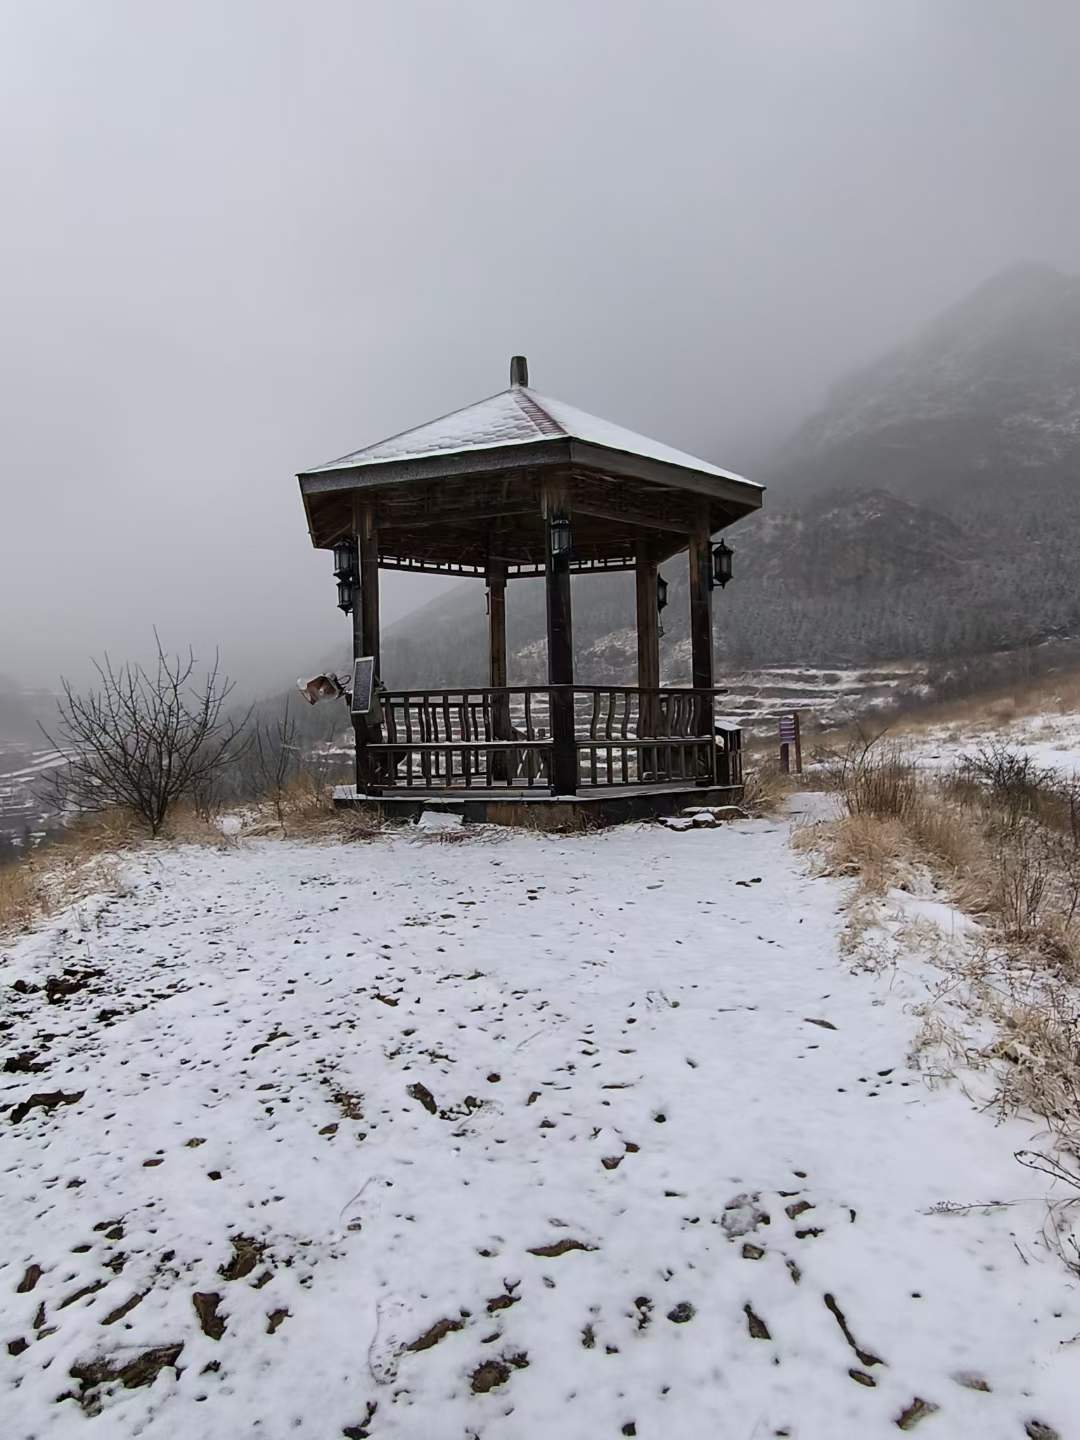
[656,571,669,637]
[549,513,572,557]
[336,579,354,614]
[333,537,358,582]
[711,538,734,589]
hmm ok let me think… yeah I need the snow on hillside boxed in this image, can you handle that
[1,817,1076,1438]
[905,709,1080,781]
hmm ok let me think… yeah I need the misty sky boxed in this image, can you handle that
[2,0,1079,694]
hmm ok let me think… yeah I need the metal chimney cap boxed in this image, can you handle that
[510,355,529,387]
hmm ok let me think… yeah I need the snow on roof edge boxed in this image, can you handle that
[299,384,761,492]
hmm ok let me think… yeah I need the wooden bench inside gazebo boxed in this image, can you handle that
[297,357,763,824]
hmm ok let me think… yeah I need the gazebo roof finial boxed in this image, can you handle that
[509,354,529,387]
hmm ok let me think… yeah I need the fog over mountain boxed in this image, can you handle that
[2,3,1080,698]
[370,262,1080,688]
[771,263,1080,504]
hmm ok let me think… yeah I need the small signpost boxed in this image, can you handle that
[349,657,378,719]
[779,711,802,774]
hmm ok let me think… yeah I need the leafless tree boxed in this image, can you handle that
[40,639,251,836]
[245,697,302,829]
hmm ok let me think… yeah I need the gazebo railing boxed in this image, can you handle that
[359,686,742,794]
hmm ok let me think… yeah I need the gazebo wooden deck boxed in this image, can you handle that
[297,357,763,823]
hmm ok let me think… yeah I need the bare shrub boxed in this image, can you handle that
[41,640,250,837]
[988,823,1051,939]
[959,743,1055,825]
[244,698,303,831]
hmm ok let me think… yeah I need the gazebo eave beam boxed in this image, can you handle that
[297,438,762,511]
[567,441,764,511]
[568,499,695,536]
[297,439,571,496]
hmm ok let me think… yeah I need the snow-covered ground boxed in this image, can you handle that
[1,816,1076,1439]
[903,708,1080,781]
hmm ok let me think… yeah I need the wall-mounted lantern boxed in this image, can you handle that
[711,538,734,589]
[333,537,358,614]
[333,538,358,582]
[657,572,669,636]
[549,513,572,557]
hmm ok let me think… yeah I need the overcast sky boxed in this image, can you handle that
[2,0,1078,693]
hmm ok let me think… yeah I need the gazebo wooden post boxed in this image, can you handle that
[487,559,510,781]
[357,502,381,670]
[543,486,577,795]
[352,497,382,793]
[687,505,715,782]
[635,541,660,755]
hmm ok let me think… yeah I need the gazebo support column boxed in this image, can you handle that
[357,506,381,670]
[635,547,660,743]
[544,497,577,796]
[688,515,715,783]
[353,499,382,793]
[487,561,510,781]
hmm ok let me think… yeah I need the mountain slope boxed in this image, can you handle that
[772,263,1080,502]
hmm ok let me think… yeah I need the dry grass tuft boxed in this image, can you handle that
[418,824,509,845]
[741,761,792,815]
[0,860,41,932]
[159,802,238,849]
[334,805,388,843]
[989,991,1080,1154]
[803,731,1080,1168]
[795,812,908,893]
[0,833,129,937]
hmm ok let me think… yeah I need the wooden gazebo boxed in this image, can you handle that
[298,357,763,821]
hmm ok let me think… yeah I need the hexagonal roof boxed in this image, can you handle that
[301,383,759,490]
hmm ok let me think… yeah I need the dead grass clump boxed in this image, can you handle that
[806,733,1080,1170]
[273,775,338,834]
[796,812,908,894]
[239,775,346,839]
[0,860,41,932]
[0,839,127,937]
[335,805,387,843]
[61,807,144,854]
[848,750,919,820]
[989,991,1080,1159]
[915,800,990,898]
[809,733,980,898]
[159,802,237,849]
[820,727,919,821]
[741,761,792,815]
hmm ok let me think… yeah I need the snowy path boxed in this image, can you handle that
[1,818,1076,1439]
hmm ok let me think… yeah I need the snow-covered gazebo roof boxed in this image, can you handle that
[297,357,762,574]
[304,383,758,490]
